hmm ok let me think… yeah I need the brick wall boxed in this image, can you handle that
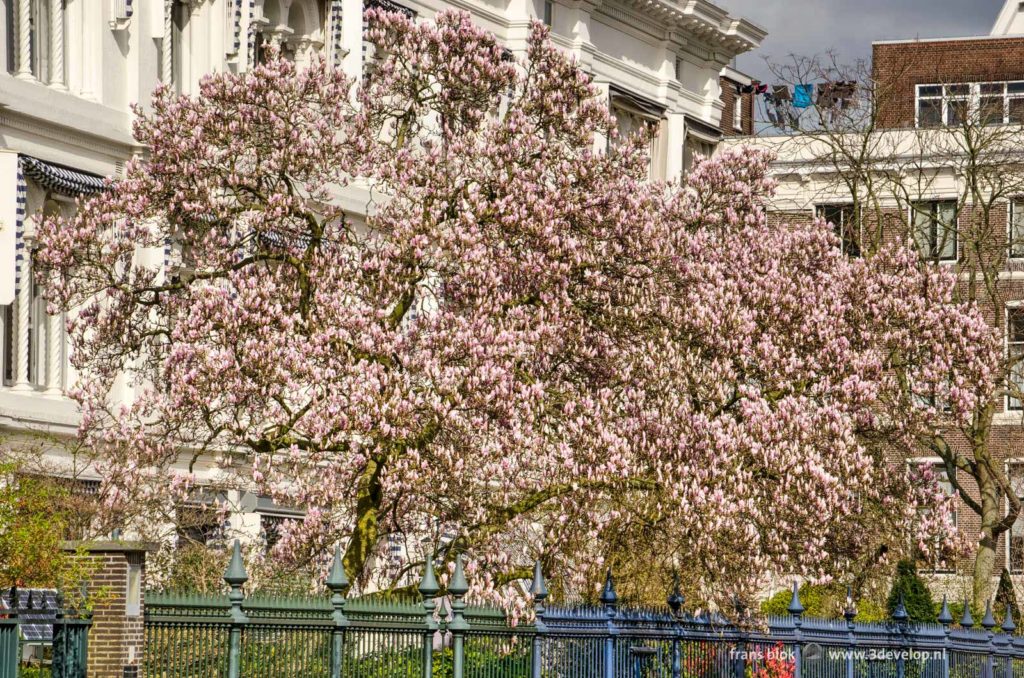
[873,37,1024,129]
[65,543,151,678]
[719,76,755,137]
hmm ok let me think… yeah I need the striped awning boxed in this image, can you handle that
[20,155,107,197]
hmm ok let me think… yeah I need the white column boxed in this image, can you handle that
[16,0,33,80]
[49,0,66,89]
[162,0,173,85]
[45,310,63,395]
[12,237,33,390]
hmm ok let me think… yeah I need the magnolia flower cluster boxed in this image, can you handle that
[34,9,999,607]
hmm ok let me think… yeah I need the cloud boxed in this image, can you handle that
[723,0,1005,81]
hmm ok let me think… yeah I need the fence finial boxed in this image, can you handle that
[960,597,974,628]
[419,554,440,599]
[448,554,469,632]
[938,595,953,626]
[1002,603,1017,633]
[224,539,248,587]
[787,581,804,616]
[891,593,908,623]
[843,585,856,622]
[981,599,997,630]
[530,560,548,602]
[600,570,618,610]
[224,539,248,625]
[326,546,349,594]
[667,573,684,616]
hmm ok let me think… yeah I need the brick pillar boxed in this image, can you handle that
[61,540,156,678]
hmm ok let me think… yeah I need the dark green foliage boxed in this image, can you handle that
[995,567,1020,625]
[887,560,936,623]
[761,583,886,621]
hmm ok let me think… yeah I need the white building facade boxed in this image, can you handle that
[0,0,763,550]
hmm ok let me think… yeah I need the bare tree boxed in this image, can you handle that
[761,52,1024,607]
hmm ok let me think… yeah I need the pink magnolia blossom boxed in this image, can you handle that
[35,10,998,607]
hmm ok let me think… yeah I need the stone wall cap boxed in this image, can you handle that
[60,540,160,553]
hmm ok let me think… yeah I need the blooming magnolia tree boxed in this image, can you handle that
[36,10,998,608]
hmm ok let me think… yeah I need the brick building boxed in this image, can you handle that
[725,0,1024,594]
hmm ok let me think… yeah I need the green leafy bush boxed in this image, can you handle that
[761,584,886,622]
[886,560,936,623]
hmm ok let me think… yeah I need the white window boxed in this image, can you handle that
[1011,463,1024,573]
[126,560,142,617]
[1008,305,1024,412]
[815,204,860,256]
[1012,199,1024,259]
[682,135,716,175]
[917,81,1024,128]
[733,96,743,131]
[609,88,668,180]
[915,463,957,574]
[911,201,957,262]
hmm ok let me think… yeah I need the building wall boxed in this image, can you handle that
[719,75,754,137]
[873,36,1024,129]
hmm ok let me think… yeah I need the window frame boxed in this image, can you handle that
[1008,303,1024,412]
[1010,199,1024,260]
[916,81,1024,128]
[814,203,861,257]
[910,200,958,263]
[1010,460,1024,574]
[911,459,958,575]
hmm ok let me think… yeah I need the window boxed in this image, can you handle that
[733,97,743,131]
[542,0,553,26]
[126,557,142,617]
[259,513,291,551]
[609,87,668,180]
[816,204,860,256]
[1011,199,1024,259]
[1008,306,1024,411]
[176,503,223,548]
[917,85,943,127]
[683,135,716,174]
[1012,463,1024,574]
[916,463,957,574]
[917,82,1024,128]
[911,201,957,262]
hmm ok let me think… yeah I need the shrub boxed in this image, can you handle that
[887,560,936,623]
[761,583,886,622]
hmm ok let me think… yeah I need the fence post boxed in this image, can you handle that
[448,554,470,678]
[732,597,747,678]
[788,582,804,678]
[892,593,908,678]
[420,555,440,678]
[982,599,997,678]
[223,539,249,678]
[844,587,856,678]
[667,577,684,678]
[601,570,619,678]
[999,604,1015,678]
[326,546,351,678]
[0,587,18,678]
[938,595,952,678]
[530,560,549,678]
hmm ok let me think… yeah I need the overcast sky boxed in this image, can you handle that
[722,0,1006,82]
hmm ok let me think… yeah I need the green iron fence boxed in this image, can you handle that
[143,541,1024,678]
